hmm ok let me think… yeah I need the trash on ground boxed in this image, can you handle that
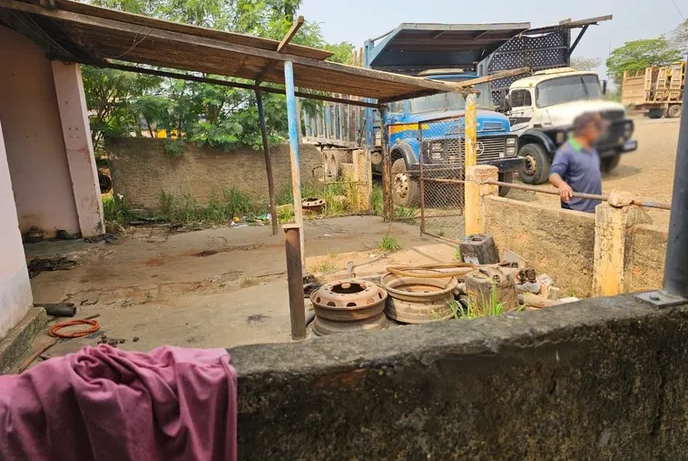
[84,233,117,244]
[28,256,77,279]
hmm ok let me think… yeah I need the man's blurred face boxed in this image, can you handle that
[583,115,604,143]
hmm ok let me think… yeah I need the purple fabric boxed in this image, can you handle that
[0,345,237,461]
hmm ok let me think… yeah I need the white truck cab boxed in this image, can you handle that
[504,67,637,184]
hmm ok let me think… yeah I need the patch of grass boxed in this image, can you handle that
[240,277,258,289]
[454,247,462,261]
[394,205,418,224]
[379,231,402,253]
[277,206,295,224]
[277,181,363,218]
[159,188,261,225]
[312,259,337,274]
[458,284,507,318]
[103,194,131,233]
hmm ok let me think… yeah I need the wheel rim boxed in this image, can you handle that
[393,173,409,202]
[523,154,537,176]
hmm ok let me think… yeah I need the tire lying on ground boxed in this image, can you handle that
[517,143,551,185]
[391,158,420,207]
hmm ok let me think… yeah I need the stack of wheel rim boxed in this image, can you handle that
[381,270,458,324]
[310,280,388,336]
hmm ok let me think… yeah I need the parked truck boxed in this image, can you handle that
[503,67,637,184]
[622,62,685,119]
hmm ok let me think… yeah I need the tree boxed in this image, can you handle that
[606,37,682,84]
[570,57,602,71]
[669,19,688,55]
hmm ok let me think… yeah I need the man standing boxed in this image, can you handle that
[549,112,607,213]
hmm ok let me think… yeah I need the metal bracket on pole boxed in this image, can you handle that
[636,291,688,308]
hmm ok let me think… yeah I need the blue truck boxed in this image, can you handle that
[304,23,533,206]
[381,69,522,206]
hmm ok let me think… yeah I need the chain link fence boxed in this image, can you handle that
[386,117,466,242]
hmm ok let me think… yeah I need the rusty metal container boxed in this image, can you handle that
[310,280,388,336]
[381,270,458,324]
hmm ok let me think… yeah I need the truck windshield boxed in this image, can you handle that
[409,83,493,114]
[535,75,601,108]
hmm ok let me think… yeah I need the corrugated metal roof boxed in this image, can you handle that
[0,0,470,102]
[368,22,531,75]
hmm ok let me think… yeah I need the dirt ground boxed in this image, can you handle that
[20,216,456,367]
[509,117,678,228]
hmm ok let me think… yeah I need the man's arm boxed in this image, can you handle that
[549,150,573,203]
[549,173,573,203]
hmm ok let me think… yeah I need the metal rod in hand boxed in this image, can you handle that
[485,180,671,210]
[283,224,307,340]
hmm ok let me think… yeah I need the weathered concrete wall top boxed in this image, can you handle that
[231,296,688,460]
[631,224,668,292]
[107,137,323,209]
[484,196,596,297]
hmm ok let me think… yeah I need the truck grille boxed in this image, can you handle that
[422,136,507,165]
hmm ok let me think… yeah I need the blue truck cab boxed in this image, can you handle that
[380,70,524,206]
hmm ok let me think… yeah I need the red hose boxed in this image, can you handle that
[49,319,100,339]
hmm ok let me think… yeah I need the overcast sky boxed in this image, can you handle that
[299,0,687,79]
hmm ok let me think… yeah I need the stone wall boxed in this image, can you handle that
[107,137,323,209]
[484,195,596,297]
[231,296,688,460]
[631,224,668,291]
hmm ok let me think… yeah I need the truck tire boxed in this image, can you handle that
[668,104,682,119]
[648,109,665,119]
[517,143,551,185]
[391,158,420,208]
[498,172,513,197]
[601,154,621,173]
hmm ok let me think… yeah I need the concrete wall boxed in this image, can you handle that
[0,119,33,339]
[484,195,596,297]
[631,224,668,291]
[107,137,323,208]
[232,295,688,460]
[0,26,80,237]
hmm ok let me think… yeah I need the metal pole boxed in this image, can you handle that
[419,126,425,236]
[255,90,278,236]
[284,61,305,266]
[464,94,479,236]
[283,224,307,340]
[379,107,392,222]
[663,72,688,296]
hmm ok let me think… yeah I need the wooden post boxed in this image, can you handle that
[284,61,305,265]
[464,94,479,236]
[380,107,392,221]
[465,165,498,235]
[283,224,307,340]
[255,90,278,236]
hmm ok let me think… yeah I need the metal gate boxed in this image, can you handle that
[387,116,466,243]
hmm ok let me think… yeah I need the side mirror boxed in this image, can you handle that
[602,80,608,95]
[499,94,512,112]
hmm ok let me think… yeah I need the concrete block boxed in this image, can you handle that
[0,307,47,374]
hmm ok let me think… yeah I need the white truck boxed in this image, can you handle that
[502,68,637,184]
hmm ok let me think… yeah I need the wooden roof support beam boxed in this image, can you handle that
[448,67,531,89]
[80,59,386,108]
[254,15,304,85]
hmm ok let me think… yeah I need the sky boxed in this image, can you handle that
[299,0,688,80]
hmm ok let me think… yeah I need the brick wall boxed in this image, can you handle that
[107,137,323,209]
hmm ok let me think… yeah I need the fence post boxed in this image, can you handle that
[592,191,651,297]
[464,94,480,236]
[283,224,307,340]
[465,165,498,235]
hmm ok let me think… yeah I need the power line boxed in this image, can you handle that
[670,0,686,20]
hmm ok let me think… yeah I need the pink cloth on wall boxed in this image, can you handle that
[0,345,237,461]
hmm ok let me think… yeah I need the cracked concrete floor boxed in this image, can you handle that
[23,216,455,362]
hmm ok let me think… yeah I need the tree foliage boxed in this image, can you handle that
[84,0,351,151]
[669,19,688,55]
[570,57,602,71]
[606,37,683,84]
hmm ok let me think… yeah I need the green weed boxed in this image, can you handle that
[379,232,402,253]
[372,184,383,216]
[312,259,337,274]
[454,247,462,261]
[162,139,185,158]
[240,277,258,289]
[458,284,507,318]
[394,205,418,224]
[159,188,260,225]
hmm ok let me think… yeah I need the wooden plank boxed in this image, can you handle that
[255,16,304,84]
[0,0,468,100]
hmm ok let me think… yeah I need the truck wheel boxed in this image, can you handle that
[668,104,682,119]
[517,143,551,185]
[648,109,665,119]
[601,154,621,173]
[498,172,513,197]
[391,158,419,208]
